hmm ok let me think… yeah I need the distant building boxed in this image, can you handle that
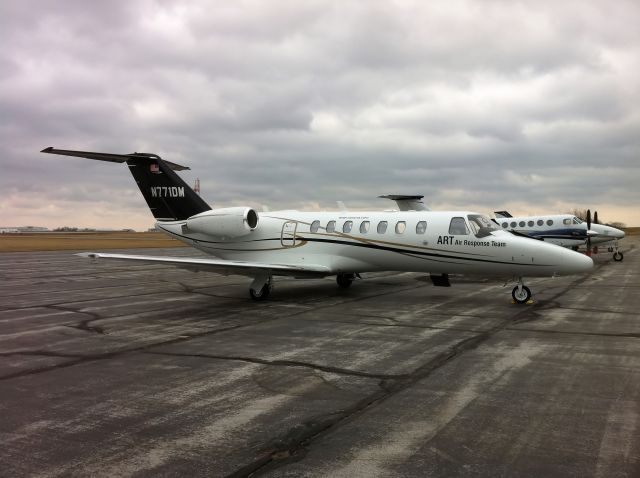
[0,226,50,233]
[17,226,50,232]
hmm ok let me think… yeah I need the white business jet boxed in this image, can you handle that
[42,148,593,304]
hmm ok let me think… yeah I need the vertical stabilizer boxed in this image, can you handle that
[41,147,211,221]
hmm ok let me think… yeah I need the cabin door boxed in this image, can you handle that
[281,221,297,247]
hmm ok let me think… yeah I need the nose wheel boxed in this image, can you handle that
[612,239,623,261]
[512,278,532,304]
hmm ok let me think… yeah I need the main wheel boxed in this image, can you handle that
[512,285,532,304]
[613,252,623,262]
[250,284,271,300]
[336,273,354,289]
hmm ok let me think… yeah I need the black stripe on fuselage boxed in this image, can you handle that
[299,236,552,267]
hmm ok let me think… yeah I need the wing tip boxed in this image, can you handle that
[76,252,98,258]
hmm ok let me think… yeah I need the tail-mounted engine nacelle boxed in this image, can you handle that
[186,207,259,238]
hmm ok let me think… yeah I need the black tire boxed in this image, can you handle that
[512,285,532,304]
[336,273,354,289]
[250,284,271,300]
[613,252,623,262]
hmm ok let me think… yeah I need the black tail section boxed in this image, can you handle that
[41,147,211,221]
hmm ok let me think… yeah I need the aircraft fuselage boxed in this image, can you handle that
[157,210,593,278]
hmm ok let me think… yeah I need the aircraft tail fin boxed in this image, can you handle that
[41,147,211,221]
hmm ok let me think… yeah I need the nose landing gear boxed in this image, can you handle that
[612,239,623,261]
[512,277,532,304]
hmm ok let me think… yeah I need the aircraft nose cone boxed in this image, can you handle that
[564,249,593,274]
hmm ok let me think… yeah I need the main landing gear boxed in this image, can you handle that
[249,273,272,300]
[512,277,532,304]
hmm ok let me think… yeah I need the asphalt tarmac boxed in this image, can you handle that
[1,239,639,477]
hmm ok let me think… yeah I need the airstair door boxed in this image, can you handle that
[281,221,297,247]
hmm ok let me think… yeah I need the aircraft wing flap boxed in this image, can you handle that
[76,252,332,277]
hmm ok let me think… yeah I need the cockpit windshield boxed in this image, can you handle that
[573,217,583,224]
[467,214,499,238]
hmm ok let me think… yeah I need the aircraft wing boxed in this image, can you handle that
[77,252,332,278]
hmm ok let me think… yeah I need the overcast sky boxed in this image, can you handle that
[2,0,639,229]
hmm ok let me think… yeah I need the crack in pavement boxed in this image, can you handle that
[143,351,405,380]
[0,281,432,382]
[0,321,271,381]
[304,317,484,334]
[505,327,640,339]
[46,304,106,335]
[540,305,631,315]
[225,273,594,477]
[5,288,203,311]
[227,324,506,478]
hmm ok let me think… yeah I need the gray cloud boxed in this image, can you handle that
[2,0,639,229]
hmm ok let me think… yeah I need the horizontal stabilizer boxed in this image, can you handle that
[379,195,430,211]
[42,146,210,220]
[41,147,190,171]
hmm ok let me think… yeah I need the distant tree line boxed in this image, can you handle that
[567,208,626,229]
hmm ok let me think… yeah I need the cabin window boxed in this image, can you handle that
[326,220,336,233]
[563,218,571,225]
[528,220,534,227]
[310,220,320,233]
[448,217,469,235]
[537,219,544,226]
[502,222,508,228]
[377,221,388,234]
[343,221,353,233]
[360,221,370,233]
[395,221,407,234]
[519,221,525,227]
[547,219,554,226]
[416,221,427,234]
[510,221,517,228]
